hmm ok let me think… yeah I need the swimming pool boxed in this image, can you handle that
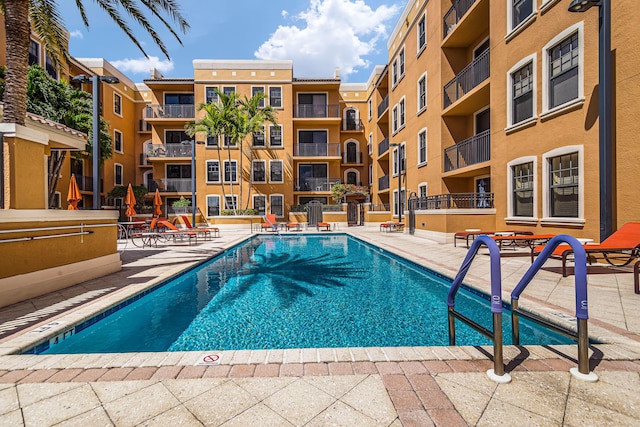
[33,234,571,354]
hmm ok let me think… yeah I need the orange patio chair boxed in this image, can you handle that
[262,214,278,231]
[180,215,219,238]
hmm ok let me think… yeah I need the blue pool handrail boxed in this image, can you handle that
[447,235,511,383]
[510,234,596,381]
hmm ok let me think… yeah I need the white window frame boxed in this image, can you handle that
[206,160,221,183]
[269,86,283,108]
[344,168,360,185]
[368,99,372,121]
[252,160,267,183]
[368,164,373,186]
[541,22,585,119]
[253,194,267,216]
[506,53,537,131]
[206,195,220,217]
[417,13,427,55]
[253,125,266,147]
[418,183,428,199]
[204,85,219,104]
[114,163,123,186]
[506,156,538,222]
[399,97,406,129]
[368,133,373,155]
[113,129,123,153]
[392,104,399,133]
[113,92,122,117]
[29,39,41,66]
[393,189,405,218]
[269,124,283,147]
[251,86,266,107]
[392,142,406,176]
[541,145,584,225]
[506,0,537,38]
[223,160,238,183]
[270,160,284,183]
[417,73,427,114]
[270,194,284,217]
[224,195,238,211]
[417,128,427,166]
[222,86,236,96]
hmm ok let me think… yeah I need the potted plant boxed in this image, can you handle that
[172,196,191,213]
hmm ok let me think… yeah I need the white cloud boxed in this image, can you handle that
[281,10,289,18]
[69,30,83,39]
[255,0,400,80]
[110,56,174,76]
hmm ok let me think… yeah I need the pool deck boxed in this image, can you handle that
[1,225,639,426]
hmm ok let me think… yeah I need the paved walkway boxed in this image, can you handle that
[0,225,639,426]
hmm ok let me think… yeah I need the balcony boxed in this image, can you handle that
[414,192,494,209]
[155,178,192,193]
[294,143,341,157]
[377,94,389,117]
[444,129,490,172]
[143,104,195,119]
[342,119,364,131]
[293,104,340,118]
[342,151,362,164]
[378,137,390,157]
[146,143,193,159]
[443,0,478,39]
[378,175,390,191]
[294,178,341,192]
[443,49,489,109]
[138,119,152,132]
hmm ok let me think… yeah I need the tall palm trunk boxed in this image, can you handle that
[215,143,228,214]
[48,151,66,207]
[3,0,30,125]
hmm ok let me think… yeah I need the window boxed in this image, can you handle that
[165,130,191,144]
[368,164,373,186]
[392,62,398,86]
[417,14,426,52]
[114,92,122,116]
[392,47,406,87]
[270,195,284,217]
[164,93,194,105]
[417,74,427,112]
[52,192,61,209]
[253,125,265,147]
[253,195,266,216]
[393,189,405,217]
[167,164,191,179]
[29,39,40,66]
[252,86,265,107]
[224,160,237,182]
[224,195,238,211]
[400,144,406,173]
[45,53,57,79]
[418,183,428,199]
[548,152,579,218]
[512,161,534,217]
[205,86,218,104]
[223,134,233,147]
[269,125,283,147]
[269,86,282,108]
[507,55,536,127]
[511,0,534,30]
[270,160,283,182]
[543,24,583,114]
[368,100,372,121]
[252,160,266,183]
[368,133,373,155]
[206,195,220,216]
[206,160,220,183]
[392,105,398,133]
[114,164,123,186]
[298,93,327,118]
[114,130,123,153]
[206,135,219,147]
[399,98,405,128]
[418,129,427,165]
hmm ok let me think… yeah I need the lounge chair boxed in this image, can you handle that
[180,215,219,238]
[286,222,302,231]
[492,234,556,252]
[454,230,533,247]
[158,220,199,245]
[380,221,404,232]
[317,222,331,231]
[262,214,278,232]
[532,222,640,277]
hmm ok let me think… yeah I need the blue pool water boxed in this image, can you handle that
[36,235,572,354]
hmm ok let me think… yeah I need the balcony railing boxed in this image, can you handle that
[294,178,341,192]
[146,143,193,158]
[369,203,390,212]
[378,175,390,191]
[139,119,152,132]
[443,0,477,39]
[155,178,192,193]
[293,104,340,118]
[377,94,389,117]
[342,151,362,163]
[414,192,494,209]
[378,137,390,156]
[342,119,363,131]
[75,175,92,191]
[143,104,195,119]
[294,143,341,157]
[444,129,490,172]
[443,48,490,108]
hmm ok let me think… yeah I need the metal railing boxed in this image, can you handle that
[294,178,341,192]
[146,143,193,158]
[444,49,490,108]
[139,119,152,132]
[378,137,389,156]
[343,151,362,163]
[156,178,192,192]
[414,192,494,209]
[377,94,389,117]
[378,175,390,191]
[369,203,390,212]
[443,0,477,39]
[342,119,364,131]
[444,129,490,172]
[143,104,195,119]
[293,104,340,118]
[294,143,341,157]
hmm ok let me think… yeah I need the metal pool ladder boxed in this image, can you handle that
[447,234,597,383]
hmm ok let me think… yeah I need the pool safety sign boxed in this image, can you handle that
[196,353,221,366]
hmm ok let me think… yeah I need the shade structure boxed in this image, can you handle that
[153,188,163,217]
[124,183,137,218]
[67,174,82,210]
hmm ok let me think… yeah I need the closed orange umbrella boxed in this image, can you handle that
[153,188,163,217]
[67,174,82,210]
[124,183,137,218]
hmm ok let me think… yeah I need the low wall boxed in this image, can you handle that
[0,210,121,308]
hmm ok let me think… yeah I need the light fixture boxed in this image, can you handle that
[568,0,601,12]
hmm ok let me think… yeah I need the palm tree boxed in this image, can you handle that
[1,0,190,126]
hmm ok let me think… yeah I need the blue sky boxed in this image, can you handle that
[60,0,403,84]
